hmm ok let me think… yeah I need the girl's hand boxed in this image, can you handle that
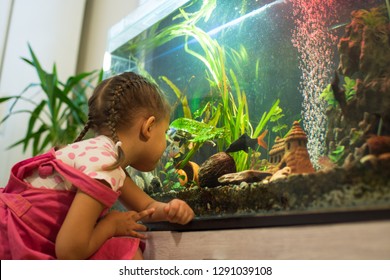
[163,199,195,225]
[102,208,155,239]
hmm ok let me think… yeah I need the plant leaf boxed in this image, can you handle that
[25,100,46,141]
[62,70,98,95]
[0,96,19,103]
[161,75,192,119]
[253,99,280,137]
[0,109,33,125]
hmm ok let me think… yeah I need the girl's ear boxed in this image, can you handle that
[140,116,156,141]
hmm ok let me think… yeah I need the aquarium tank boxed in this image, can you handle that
[106,0,390,224]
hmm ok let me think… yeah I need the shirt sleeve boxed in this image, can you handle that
[57,139,126,191]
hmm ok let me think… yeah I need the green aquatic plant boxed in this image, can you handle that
[160,160,185,192]
[125,0,282,172]
[329,145,345,165]
[319,84,337,109]
[350,129,364,145]
[226,44,249,82]
[386,0,390,21]
[176,0,216,26]
[0,45,101,155]
[354,5,389,28]
[270,104,288,138]
[169,4,281,171]
[125,0,217,54]
[170,117,229,144]
[226,44,261,93]
[344,76,357,101]
[320,76,357,109]
[170,117,229,169]
[193,101,212,122]
[226,97,281,171]
[160,75,193,119]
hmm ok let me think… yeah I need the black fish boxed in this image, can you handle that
[225,130,268,153]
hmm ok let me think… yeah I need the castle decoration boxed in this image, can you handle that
[269,136,285,165]
[269,121,315,174]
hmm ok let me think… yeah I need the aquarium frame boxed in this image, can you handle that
[108,0,390,232]
[107,0,190,53]
[145,208,390,232]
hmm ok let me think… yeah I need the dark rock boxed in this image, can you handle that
[198,152,236,188]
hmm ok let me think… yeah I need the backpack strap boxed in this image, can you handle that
[4,149,119,208]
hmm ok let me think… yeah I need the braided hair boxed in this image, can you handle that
[74,72,171,170]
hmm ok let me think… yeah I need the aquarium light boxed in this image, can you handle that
[207,0,286,37]
[102,52,111,71]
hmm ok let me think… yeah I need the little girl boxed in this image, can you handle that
[0,71,194,260]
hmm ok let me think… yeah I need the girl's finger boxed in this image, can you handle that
[167,202,180,219]
[129,230,148,239]
[177,209,194,225]
[136,208,155,221]
[133,223,148,232]
[168,204,182,223]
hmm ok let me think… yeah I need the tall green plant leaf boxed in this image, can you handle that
[0,44,101,155]
[254,99,280,137]
[161,76,192,119]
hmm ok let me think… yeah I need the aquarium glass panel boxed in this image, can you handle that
[107,0,390,219]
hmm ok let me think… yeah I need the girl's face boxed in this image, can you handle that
[149,116,170,165]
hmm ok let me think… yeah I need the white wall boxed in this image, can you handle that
[0,0,86,186]
[0,0,13,73]
[0,0,143,186]
[77,0,139,73]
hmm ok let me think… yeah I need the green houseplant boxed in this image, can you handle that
[0,44,102,155]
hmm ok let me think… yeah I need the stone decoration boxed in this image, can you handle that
[198,152,237,188]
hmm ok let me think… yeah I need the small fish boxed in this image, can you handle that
[166,127,179,140]
[225,130,268,153]
[165,126,196,159]
[164,140,185,159]
[328,22,349,31]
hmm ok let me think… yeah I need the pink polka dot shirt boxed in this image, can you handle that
[24,135,126,191]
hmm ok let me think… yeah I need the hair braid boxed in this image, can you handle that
[104,84,126,170]
[107,85,122,142]
[74,119,92,143]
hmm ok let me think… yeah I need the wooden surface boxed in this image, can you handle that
[144,220,390,260]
